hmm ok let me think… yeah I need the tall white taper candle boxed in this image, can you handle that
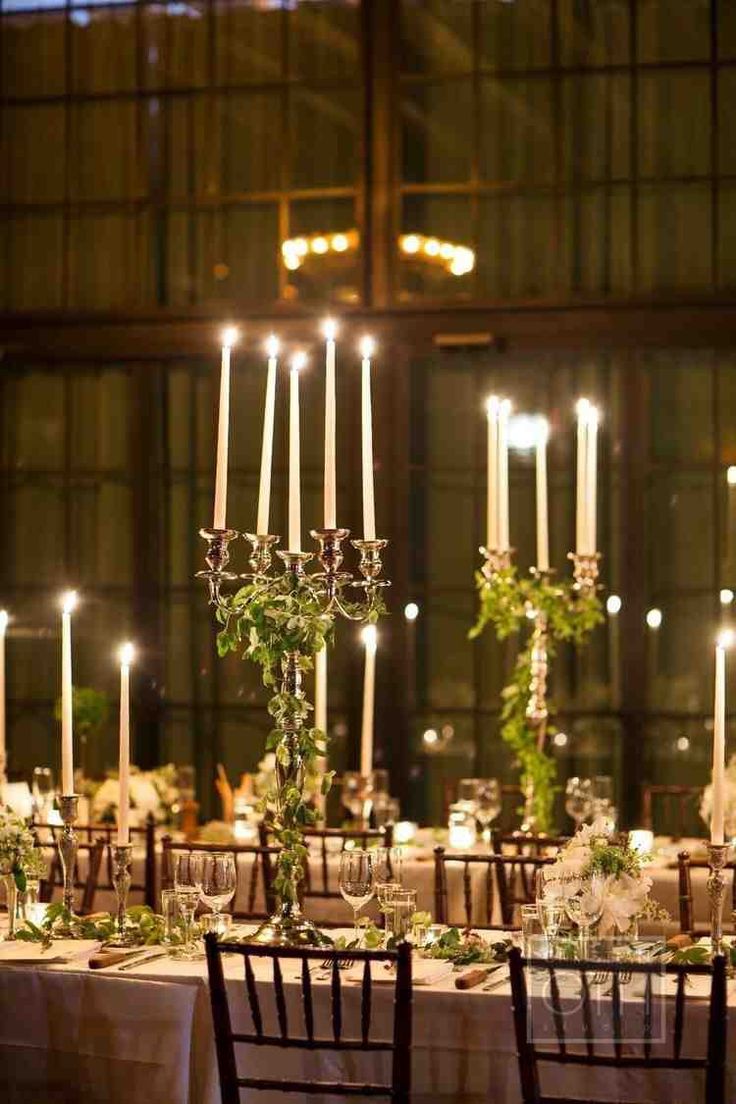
[585,405,598,555]
[536,418,550,571]
[486,397,499,549]
[711,632,732,845]
[360,337,376,541]
[60,591,77,795]
[498,398,511,550]
[256,336,279,535]
[288,353,305,551]
[360,625,377,778]
[576,399,590,555]
[323,320,338,529]
[213,328,237,530]
[117,643,134,847]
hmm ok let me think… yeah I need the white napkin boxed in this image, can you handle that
[344,958,452,987]
[0,938,99,965]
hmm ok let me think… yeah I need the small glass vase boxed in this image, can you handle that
[3,873,18,940]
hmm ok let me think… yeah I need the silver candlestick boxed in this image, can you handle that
[109,843,136,946]
[480,546,514,579]
[707,841,730,959]
[57,794,79,932]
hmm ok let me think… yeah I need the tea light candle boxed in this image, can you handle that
[628,829,654,857]
[448,823,476,850]
[393,820,417,846]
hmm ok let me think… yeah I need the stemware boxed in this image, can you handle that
[341,772,371,828]
[338,848,375,943]
[388,888,417,943]
[457,778,480,813]
[565,876,604,959]
[564,777,592,828]
[172,852,204,958]
[32,767,55,821]
[199,852,237,935]
[474,779,502,841]
[535,866,565,957]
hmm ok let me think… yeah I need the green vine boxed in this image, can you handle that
[470,566,603,832]
[215,571,384,910]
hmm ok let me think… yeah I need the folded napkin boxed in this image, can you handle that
[0,939,99,965]
[344,958,452,987]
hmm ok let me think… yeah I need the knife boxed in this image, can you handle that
[117,950,168,972]
[482,968,509,991]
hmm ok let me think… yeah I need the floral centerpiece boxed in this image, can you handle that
[542,818,664,936]
[0,807,36,938]
[701,755,736,839]
[89,764,179,828]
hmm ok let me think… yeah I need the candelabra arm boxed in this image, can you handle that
[479,546,514,579]
[243,533,280,579]
[109,843,136,946]
[569,551,602,594]
[707,842,730,959]
[57,794,80,933]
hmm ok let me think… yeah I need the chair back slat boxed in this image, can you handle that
[579,970,594,1058]
[611,973,623,1061]
[546,965,567,1056]
[673,970,686,1060]
[641,784,700,838]
[272,956,288,1039]
[243,955,263,1039]
[361,959,372,1045]
[331,958,342,1042]
[301,957,315,1042]
[508,948,728,1104]
[204,937,412,1101]
[38,837,105,914]
[33,817,157,907]
[433,847,552,929]
[259,824,392,901]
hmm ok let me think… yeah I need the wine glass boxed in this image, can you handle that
[199,852,237,935]
[564,777,592,829]
[475,779,502,842]
[535,867,565,957]
[338,849,375,944]
[457,778,480,812]
[172,851,204,958]
[591,775,615,825]
[32,767,55,822]
[565,876,604,959]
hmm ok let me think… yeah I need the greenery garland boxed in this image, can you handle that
[470,566,603,831]
[215,570,383,908]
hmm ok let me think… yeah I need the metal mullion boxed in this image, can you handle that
[550,0,563,294]
[61,0,72,307]
[470,0,481,302]
[278,3,290,302]
[629,0,639,293]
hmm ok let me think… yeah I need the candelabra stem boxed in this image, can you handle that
[109,844,136,946]
[707,842,730,959]
[57,794,79,932]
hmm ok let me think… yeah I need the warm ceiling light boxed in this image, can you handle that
[720,588,734,606]
[404,602,419,622]
[606,594,622,615]
[284,254,301,271]
[311,236,329,254]
[331,233,349,252]
[292,238,308,257]
[423,238,441,257]
[439,242,454,260]
[400,234,420,254]
[646,607,663,630]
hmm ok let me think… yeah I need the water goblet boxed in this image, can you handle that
[564,777,592,829]
[172,852,204,959]
[565,876,604,959]
[199,852,237,935]
[475,779,502,843]
[388,888,417,943]
[338,849,375,944]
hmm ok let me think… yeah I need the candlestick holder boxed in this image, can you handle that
[198,523,389,945]
[107,843,137,946]
[569,551,601,593]
[707,841,730,959]
[57,794,79,932]
[196,528,239,602]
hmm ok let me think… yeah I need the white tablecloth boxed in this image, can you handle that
[2,928,735,1104]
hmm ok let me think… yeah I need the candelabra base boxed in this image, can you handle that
[245,908,330,948]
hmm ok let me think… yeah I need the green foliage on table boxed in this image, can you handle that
[15,904,172,949]
[0,809,35,891]
[215,571,385,910]
[470,565,603,832]
[423,927,512,966]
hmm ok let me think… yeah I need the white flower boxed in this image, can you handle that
[598,872,651,935]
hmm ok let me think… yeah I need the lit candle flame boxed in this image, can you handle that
[221,326,239,349]
[265,334,280,358]
[0,610,8,633]
[717,629,734,650]
[61,590,78,615]
[322,318,338,341]
[361,624,378,652]
[359,336,375,359]
[291,351,307,372]
[119,642,135,666]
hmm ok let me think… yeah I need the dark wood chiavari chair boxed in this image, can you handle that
[161,836,279,920]
[259,824,394,906]
[677,849,736,937]
[205,934,412,1103]
[32,814,157,908]
[38,837,106,915]
[508,947,727,1104]
[641,784,702,841]
[433,846,554,928]
[490,831,569,909]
